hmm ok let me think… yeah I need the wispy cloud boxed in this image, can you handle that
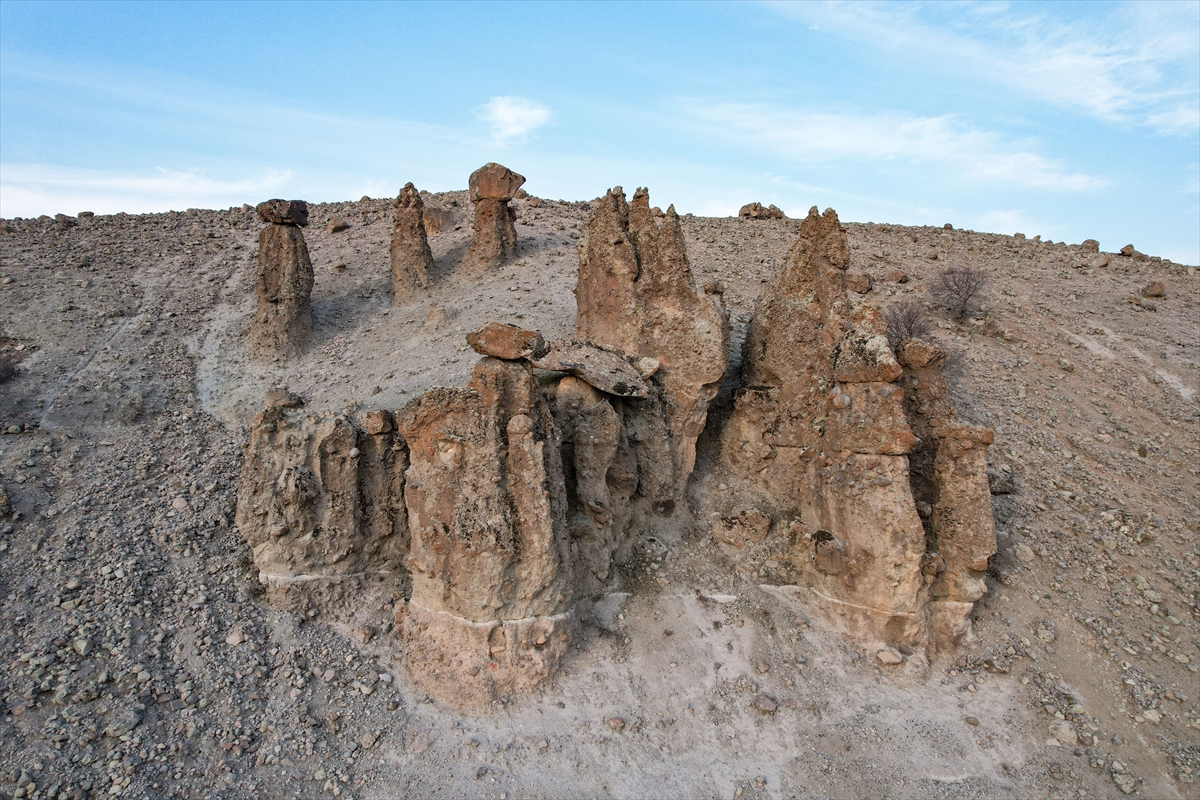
[675,101,1107,191]
[769,1,1200,134]
[477,96,552,145]
[0,164,292,217]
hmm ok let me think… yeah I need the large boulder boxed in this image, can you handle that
[390,183,434,303]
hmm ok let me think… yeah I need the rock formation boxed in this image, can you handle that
[715,206,995,649]
[575,187,728,501]
[234,390,408,625]
[247,200,314,358]
[895,338,996,648]
[390,183,434,302]
[464,163,525,273]
[738,202,785,220]
[396,357,575,706]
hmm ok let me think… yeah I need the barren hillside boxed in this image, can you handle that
[0,189,1197,800]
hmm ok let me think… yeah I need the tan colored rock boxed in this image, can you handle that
[717,207,933,646]
[895,338,997,650]
[1080,238,1099,253]
[247,211,314,358]
[575,187,728,496]
[234,398,408,623]
[1141,281,1165,298]
[1087,253,1110,269]
[845,271,873,294]
[464,163,525,273]
[738,202,785,220]
[466,322,548,361]
[552,376,635,593]
[532,340,648,398]
[390,183,433,303]
[255,199,309,227]
[395,358,573,706]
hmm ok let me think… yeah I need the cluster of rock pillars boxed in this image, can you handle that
[234,163,996,708]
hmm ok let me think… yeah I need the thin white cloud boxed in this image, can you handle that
[477,96,552,145]
[0,164,292,217]
[676,101,1106,191]
[767,1,1200,134]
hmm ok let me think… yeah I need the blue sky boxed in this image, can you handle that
[2,1,1197,263]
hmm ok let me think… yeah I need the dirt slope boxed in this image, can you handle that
[0,192,1197,800]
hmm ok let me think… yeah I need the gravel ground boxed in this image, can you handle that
[0,192,1196,799]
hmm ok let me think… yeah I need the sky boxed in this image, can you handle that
[1,1,1197,263]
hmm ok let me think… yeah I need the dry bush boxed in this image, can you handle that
[883,300,932,348]
[930,266,988,319]
[940,347,967,380]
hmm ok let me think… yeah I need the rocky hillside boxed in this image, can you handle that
[0,186,1196,799]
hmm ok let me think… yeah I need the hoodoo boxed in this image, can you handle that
[246,199,315,358]
[389,182,434,303]
[464,162,525,273]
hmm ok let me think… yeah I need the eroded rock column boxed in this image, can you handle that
[234,390,409,630]
[896,339,997,649]
[390,182,434,303]
[575,187,729,503]
[718,207,930,646]
[464,163,525,273]
[247,200,314,359]
[396,356,575,708]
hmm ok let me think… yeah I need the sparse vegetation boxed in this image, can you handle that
[883,300,932,348]
[0,353,14,384]
[930,265,988,319]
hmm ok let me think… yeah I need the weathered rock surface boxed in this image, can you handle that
[466,322,548,361]
[464,163,525,273]
[235,401,408,623]
[738,202,785,220]
[395,357,574,706]
[716,206,993,649]
[896,338,997,649]
[532,340,649,398]
[256,199,309,227]
[575,187,728,496]
[247,203,314,358]
[390,183,433,302]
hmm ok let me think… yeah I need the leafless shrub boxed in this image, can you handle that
[940,347,967,380]
[883,300,932,348]
[930,266,988,319]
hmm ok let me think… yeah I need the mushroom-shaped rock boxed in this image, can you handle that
[464,163,526,273]
[247,203,315,358]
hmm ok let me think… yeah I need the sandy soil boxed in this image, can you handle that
[0,190,1197,800]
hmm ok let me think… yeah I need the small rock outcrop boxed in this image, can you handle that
[738,202,785,220]
[390,183,434,302]
[464,163,525,273]
[715,206,995,650]
[575,187,728,500]
[247,200,314,358]
[235,395,408,626]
